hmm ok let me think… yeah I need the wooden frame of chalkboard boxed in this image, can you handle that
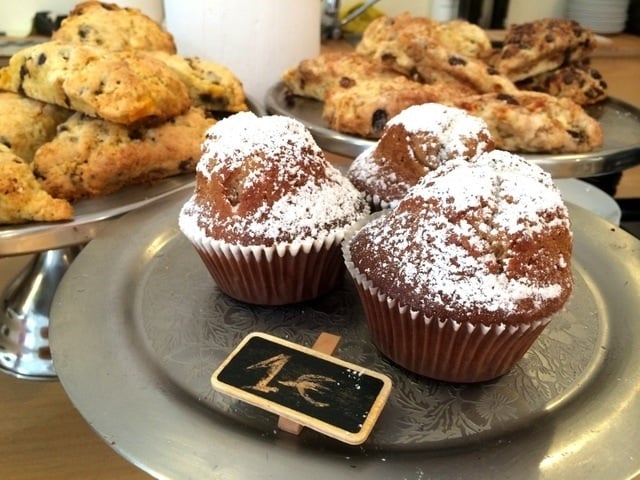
[211,332,392,445]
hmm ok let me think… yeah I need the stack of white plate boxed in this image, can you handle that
[566,0,630,34]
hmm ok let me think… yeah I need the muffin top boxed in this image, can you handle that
[347,103,494,209]
[348,149,573,324]
[180,112,367,245]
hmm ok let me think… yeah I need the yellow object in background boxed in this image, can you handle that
[340,2,384,34]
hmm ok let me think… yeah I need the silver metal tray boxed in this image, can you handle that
[50,190,640,480]
[0,174,194,256]
[265,82,640,178]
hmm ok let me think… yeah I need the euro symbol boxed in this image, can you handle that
[279,374,336,407]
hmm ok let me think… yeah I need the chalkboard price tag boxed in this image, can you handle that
[211,332,392,445]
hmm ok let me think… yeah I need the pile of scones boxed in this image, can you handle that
[0,1,248,225]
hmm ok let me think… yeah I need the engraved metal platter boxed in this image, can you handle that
[265,82,640,178]
[0,174,195,256]
[50,189,640,480]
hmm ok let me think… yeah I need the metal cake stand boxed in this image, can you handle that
[0,174,195,380]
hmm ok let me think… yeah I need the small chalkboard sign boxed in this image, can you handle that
[211,332,392,445]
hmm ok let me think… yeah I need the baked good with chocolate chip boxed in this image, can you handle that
[495,18,597,82]
[347,103,495,210]
[516,59,608,105]
[356,13,493,76]
[322,76,475,138]
[0,144,73,224]
[343,149,573,382]
[454,91,603,153]
[0,92,73,163]
[52,1,176,53]
[33,107,214,201]
[147,51,248,116]
[0,41,190,126]
[281,51,401,101]
[179,112,369,305]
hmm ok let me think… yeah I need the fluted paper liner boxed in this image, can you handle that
[342,216,552,383]
[183,219,358,305]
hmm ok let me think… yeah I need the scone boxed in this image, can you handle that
[347,103,494,210]
[0,91,73,162]
[343,150,573,382]
[178,112,369,305]
[52,1,176,53]
[0,145,73,224]
[32,107,214,201]
[0,41,190,126]
[516,59,608,105]
[454,91,603,153]
[322,76,475,138]
[281,51,402,101]
[147,51,248,116]
[495,18,597,82]
[356,13,493,76]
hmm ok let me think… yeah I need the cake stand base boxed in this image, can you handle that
[0,247,81,380]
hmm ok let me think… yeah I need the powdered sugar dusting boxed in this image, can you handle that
[180,112,368,244]
[350,150,572,317]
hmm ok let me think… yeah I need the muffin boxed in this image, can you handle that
[343,150,573,383]
[179,112,369,305]
[347,103,494,211]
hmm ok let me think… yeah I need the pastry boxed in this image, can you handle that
[0,41,190,126]
[0,91,73,162]
[178,111,369,305]
[32,107,214,201]
[322,75,475,138]
[281,51,402,101]
[0,145,73,224]
[343,149,573,382]
[347,103,494,210]
[147,51,248,116]
[454,91,603,153]
[516,59,608,105]
[51,1,176,53]
[495,18,597,82]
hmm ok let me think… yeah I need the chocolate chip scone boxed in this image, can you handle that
[454,91,603,153]
[516,59,608,106]
[52,1,176,53]
[147,51,248,116]
[322,76,474,138]
[0,41,190,126]
[281,51,401,101]
[0,145,73,224]
[32,107,215,201]
[356,13,493,76]
[0,91,73,162]
[495,18,597,82]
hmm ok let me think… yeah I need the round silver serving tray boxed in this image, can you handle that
[265,82,640,178]
[50,189,640,479]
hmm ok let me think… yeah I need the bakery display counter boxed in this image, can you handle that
[1,26,639,480]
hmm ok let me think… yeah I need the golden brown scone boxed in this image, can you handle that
[32,108,215,201]
[405,39,518,94]
[516,59,608,105]
[495,18,597,82]
[454,91,603,153]
[0,41,190,126]
[146,51,248,116]
[356,13,493,76]
[52,1,176,53]
[0,92,73,162]
[322,76,475,138]
[281,51,401,101]
[0,145,73,224]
